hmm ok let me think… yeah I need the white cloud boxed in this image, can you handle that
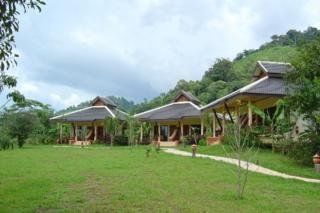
[7,0,320,110]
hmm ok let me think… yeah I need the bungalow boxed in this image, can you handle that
[134,90,222,146]
[50,96,127,145]
[201,61,293,142]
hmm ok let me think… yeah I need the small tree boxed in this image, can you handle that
[202,111,212,137]
[248,100,292,151]
[126,116,139,148]
[4,111,37,148]
[104,117,120,147]
[141,122,152,144]
[224,123,256,199]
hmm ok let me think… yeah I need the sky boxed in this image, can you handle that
[3,0,320,110]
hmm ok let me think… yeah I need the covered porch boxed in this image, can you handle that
[50,102,127,145]
[144,117,204,147]
[134,101,205,146]
[57,121,108,145]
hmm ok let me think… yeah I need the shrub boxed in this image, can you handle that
[289,131,320,166]
[180,135,195,146]
[198,138,207,146]
[0,134,15,150]
[222,124,261,147]
[114,135,128,146]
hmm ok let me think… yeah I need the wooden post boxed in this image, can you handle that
[150,123,154,143]
[180,120,184,139]
[75,123,78,143]
[248,101,252,127]
[212,114,216,137]
[59,123,63,144]
[70,124,73,137]
[200,117,204,136]
[236,106,240,125]
[189,125,191,136]
[94,124,98,141]
[213,109,222,132]
[222,113,226,136]
[140,123,143,144]
[224,102,234,123]
[158,123,160,142]
[103,125,106,140]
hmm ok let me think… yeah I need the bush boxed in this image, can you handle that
[198,138,207,146]
[141,136,151,145]
[92,139,105,144]
[289,132,320,166]
[114,135,128,146]
[272,137,293,155]
[222,125,261,147]
[0,134,15,150]
[180,135,195,146]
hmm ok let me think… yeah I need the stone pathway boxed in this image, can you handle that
[163,148,320,183]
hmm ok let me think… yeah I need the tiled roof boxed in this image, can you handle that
[201,61,292,111]
[201,76,286,110]
[258,61,292,75]
[51,106,127,122]
[134,102,201,121]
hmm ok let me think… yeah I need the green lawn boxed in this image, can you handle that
[179,144,320,179]
[1,145,320,212]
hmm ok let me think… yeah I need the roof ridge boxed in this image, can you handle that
[258,60,291,65]
[201,76,269,111]
[134,101,198,118]
[50,106,94,120]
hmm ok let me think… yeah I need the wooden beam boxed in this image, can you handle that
[140,123,143,144]
[224,102,234,123]
[212,114,216,137]
[213,109,222,131]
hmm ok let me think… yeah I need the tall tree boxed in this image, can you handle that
[203,58,235,82]
[286,35,320,158]
[0,0,45,103]
[286,36,320,133]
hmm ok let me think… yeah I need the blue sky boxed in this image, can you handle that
[5,0,320,109]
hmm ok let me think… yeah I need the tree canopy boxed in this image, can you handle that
[0,0,45,106]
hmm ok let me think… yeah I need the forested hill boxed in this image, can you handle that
[57,27,320,115]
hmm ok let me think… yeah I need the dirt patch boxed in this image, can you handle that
[57,174,111,210]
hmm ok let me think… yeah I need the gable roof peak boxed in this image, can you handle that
[254,61,292,78]
[173,90,200,105]
[91,96,116,107]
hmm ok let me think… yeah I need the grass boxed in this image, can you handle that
[0,145,320,212]
[179,144,320,179]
